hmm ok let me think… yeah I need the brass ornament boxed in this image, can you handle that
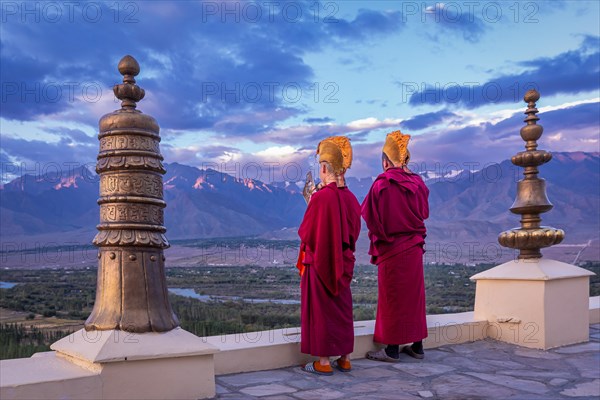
[498,90,565,259]
[84,55,179,333]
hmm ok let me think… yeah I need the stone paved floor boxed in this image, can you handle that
[214,325,600,399]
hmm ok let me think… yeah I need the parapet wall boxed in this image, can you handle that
[1,298,598,399]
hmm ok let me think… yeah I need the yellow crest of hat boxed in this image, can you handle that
[383,130,411,165]
[317,136,352,173]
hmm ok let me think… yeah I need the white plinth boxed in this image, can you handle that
[471,258,595,350]
[0,328,219,400]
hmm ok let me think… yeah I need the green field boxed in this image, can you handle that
[1,261,598,360]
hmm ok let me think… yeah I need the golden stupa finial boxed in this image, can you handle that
[498,89,565,259]
[86,55,178,333]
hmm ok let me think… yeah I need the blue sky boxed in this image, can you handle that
[1,1,599,182]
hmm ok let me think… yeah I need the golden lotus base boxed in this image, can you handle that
[498,227,565,259]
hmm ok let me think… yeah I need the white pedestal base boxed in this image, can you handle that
[0,328,218,400]
[471,258,594,350]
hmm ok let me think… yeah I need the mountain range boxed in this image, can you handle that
[1,152,598,262]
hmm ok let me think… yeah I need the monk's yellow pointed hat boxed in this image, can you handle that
[316,136,352,174]
[383,130,411,165]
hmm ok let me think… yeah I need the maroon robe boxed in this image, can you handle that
[361,167,429,345]
[298,182,361,356]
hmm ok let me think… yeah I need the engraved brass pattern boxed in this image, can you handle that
[498,90,565,259]
[99,172,163,198]
[100,135,160,153]
[85,55,179,333]
[99,203,164,225]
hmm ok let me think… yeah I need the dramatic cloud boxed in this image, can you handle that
[0,125,98,184]
[407,101,600,168]
[303,117,334,124]
[336,100,600,179]
[326,9,403,40]
[254,117,402,144]
[421,3,487,43]
[407,36,600,108]
[1,1,405,136]
[1,1,597,181]
[400,110,461,131]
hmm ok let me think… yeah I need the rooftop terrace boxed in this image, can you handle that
[215,325,600,399]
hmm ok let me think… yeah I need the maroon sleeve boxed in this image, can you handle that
[419,181,430,220]
[298,186,344,296]
[361,179,390,243]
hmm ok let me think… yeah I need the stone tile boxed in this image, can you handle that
[286,377,327,390]
[565,353,600,379]
[476,358,528,369]
[345,376,424,394]
[464,372,549,395]
[392,362,455,377]
[437,355,497,373]
[219,370,296,387]
[239,384,297,397]
[514,348,563,360]
[444,339,515,360]
[590,332,600,340]
[418,390,434,398]
[216,384,230,394]
[498,369,575,380]
[430,373,519,399]
[553,341,600,354]
[561,379,600,397]
[418,348,453,362]
[590,324,600,331]
[349,393,420,400]
[549,378,570,387]
[293,388,345,399]
[350,358,394,368]
[214,329,600,399]
[516,356,582,373]
[397,355,427,364]
[347,365,398,379]
[508,395,564,400]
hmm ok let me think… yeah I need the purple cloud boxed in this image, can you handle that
[400,110,461,131]
[407,36,600,108]
[1,1,405,137]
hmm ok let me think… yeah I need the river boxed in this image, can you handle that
[168,288,300,305]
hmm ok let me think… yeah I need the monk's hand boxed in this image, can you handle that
[303,172,316,204]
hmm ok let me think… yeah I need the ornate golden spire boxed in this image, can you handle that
[114,55,145,109]
[498,90,565,259]
[85,55,179,332]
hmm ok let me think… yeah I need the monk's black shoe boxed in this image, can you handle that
[402,345,425,359]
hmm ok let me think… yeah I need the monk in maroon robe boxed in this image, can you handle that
[362,131,429,362]
[297,136,361,375]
